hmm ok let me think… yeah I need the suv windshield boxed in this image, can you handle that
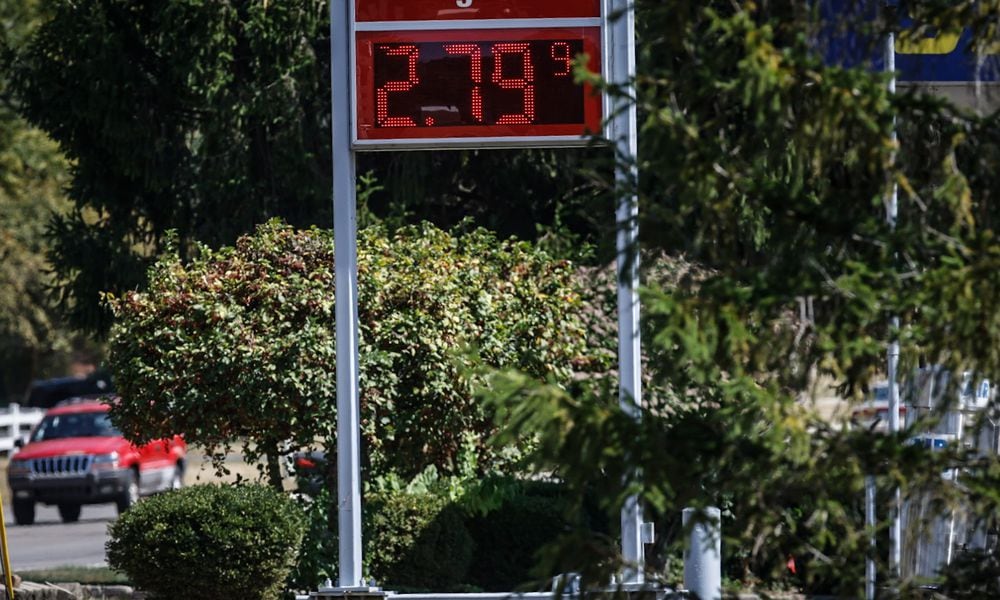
[30,411,121,442]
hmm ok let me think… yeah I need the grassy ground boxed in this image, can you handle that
[15,566,129,585]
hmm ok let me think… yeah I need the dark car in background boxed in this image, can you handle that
[24,371,114,409]
[290,450,327,497]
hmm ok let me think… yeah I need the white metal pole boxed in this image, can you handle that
[331,0,363,588]
[610,0,644,584]
[885,23,902,579]
[865,475,877,600]
[683,507,722,600]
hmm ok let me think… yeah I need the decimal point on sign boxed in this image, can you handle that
[425,116,435,126]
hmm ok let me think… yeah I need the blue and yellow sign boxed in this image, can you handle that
[820,0,1000,82]
[895,28,999,82]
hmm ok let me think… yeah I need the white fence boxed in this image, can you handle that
[0,404,44,455]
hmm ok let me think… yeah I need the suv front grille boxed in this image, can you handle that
[28,455,93,476]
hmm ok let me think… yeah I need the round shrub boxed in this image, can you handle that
[107,484,306,600]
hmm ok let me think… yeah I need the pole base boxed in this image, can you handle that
[312,586,386,599]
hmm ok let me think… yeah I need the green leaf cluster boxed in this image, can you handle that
[11,0,332,333]
[289,475,584,593]
[364,490,474,591]
[108,221,337,486]
[357,221,588,477]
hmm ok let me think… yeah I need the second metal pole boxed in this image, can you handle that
[866,475,877,600]
[610,0,644,584]
[884,22,902,579]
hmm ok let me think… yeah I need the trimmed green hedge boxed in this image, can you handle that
[107,484,305,600]
[366,491,474,590]
[363,485,572,592]
[466,488,570,591]
[291,480,581,593]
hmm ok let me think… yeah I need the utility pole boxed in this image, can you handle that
[885,13,902,579]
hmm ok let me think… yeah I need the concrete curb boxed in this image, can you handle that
[0,583,142,599]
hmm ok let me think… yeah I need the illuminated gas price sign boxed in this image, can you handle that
[353,1,604,149]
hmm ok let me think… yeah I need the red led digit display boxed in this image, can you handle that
[356,0,601,22]
[374,39,579,128]
[356,28,602,144]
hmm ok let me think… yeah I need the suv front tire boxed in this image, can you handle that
[13,499,35,526]
[58,503,82,523]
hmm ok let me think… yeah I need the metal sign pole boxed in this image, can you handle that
[610,0,644,584]
[330,0,363,589]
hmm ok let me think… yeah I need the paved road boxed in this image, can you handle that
[2,502,116,570]
[0,452,274,572]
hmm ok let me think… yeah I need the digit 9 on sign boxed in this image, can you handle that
[491,43,534,124]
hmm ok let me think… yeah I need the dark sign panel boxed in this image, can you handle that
[355,28,603,144]
[371,39,586,128]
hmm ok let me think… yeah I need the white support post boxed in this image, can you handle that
[330,0,363,589]
[683,507,722,600]
[609,0,644,584]
[885,24,902,580]
[865,475,877,600]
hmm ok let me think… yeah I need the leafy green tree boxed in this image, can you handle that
[0,121,75,402]
[486,0,1000,595]
[10,0,611,336]
[0,0,82,401]
[10,0,332,334]
[107,220,589,489]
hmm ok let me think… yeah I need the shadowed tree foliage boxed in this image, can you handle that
[485,1,1000,596]
[0,0,85,400]
[10,0,333,334]
[9,0,611,336]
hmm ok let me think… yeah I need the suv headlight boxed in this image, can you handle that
[91,452,120,471]
[7,459,31,477]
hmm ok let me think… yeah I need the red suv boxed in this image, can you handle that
[7,396,186,525]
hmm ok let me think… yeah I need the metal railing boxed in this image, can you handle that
[0,404,44,455]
